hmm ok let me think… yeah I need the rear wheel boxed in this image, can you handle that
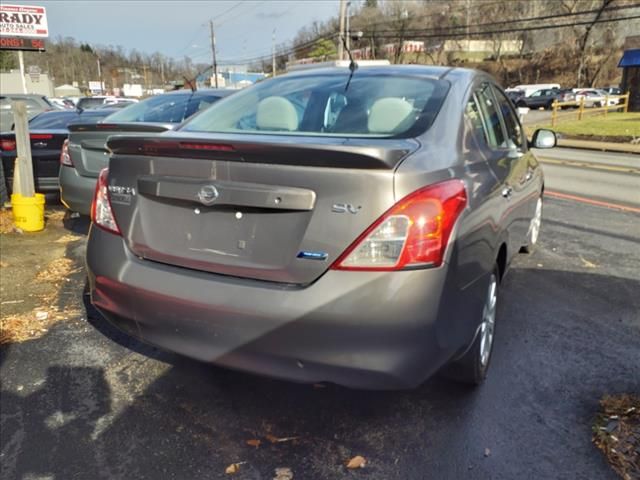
[521,196,542,254]
[442,269,499,385]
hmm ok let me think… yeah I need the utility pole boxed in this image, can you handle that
[338,0,347,60]
[142,64,149,93]
[465,0,470,48]
[210,19,219,88]
[345,1,351,52]
[272,29,276,77]
[96,55,103,94]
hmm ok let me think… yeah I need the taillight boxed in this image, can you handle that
[30,134,53,140]
[59,139,73,166]
[0,139,16,151]
[91,168,121,236]
[332,180,467,271]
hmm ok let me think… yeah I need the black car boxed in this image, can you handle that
[1,108,117,195]
[506,90,526,106]
[518,88,575,109]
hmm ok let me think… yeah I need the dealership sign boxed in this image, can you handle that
[0,35,45,51]
[0,4,48,38]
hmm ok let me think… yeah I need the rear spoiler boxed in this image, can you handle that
[106,134,419,170]
[68,122,173,133]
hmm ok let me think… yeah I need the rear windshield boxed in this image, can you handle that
[104,93,221,124]
[181,73,449,138]
[29,111,113,129]
[77,97,105,109]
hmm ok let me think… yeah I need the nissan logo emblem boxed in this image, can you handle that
[197,185,219,206]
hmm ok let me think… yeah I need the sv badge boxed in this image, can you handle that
[332,203,361,214]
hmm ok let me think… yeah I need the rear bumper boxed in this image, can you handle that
[59,165,96,215]
[86,228,485,389]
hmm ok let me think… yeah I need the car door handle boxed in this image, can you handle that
[501,186,513,199]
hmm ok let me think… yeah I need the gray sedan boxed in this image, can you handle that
[59,89,233,215]
[86,65,554,389]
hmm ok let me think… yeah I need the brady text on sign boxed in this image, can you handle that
[0,4,48,38]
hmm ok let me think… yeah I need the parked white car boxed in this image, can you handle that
[574,90,606,108]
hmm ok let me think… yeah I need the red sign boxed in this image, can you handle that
[0,35,45,51]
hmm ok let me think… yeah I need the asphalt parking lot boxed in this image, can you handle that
[1,196,639,480]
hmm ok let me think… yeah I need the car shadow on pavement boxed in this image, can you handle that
[62,211,91,236]
[2,267,639,479]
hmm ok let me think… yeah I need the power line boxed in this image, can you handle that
[213,10,636,67]
[360,3,639,34]
[190,3,638,68]
[360,14,639,39]
[215,0,269,28]
[211,1,245,21]
[214,32,337,66]
[175,25,208,57]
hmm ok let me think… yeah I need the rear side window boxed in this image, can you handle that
[491,86,523,149]
[474,84,505,148]
[182,74,450,138]
[464,94,490,149]
[77,98,105,109]
[105,94,192,123]
[184,95,221,119]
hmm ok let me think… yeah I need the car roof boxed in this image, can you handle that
[283,64,457,80]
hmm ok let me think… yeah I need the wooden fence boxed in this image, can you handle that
[550,93,630,127]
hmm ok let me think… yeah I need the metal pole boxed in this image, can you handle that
[18,50,27,94]
[210,20,219,88]
[338,0,347,61]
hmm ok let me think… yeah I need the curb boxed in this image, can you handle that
[557,139,640,155]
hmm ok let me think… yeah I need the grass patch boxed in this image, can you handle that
[593,394,640,479]
[528,112,640,143]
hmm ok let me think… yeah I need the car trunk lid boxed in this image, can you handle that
[106,133,417,284]
[67,122,173,178]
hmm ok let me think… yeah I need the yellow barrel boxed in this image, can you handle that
[11,193,45,232]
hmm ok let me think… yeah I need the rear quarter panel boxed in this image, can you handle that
[394,71,506,349]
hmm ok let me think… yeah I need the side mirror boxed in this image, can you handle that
[531,129,556,149]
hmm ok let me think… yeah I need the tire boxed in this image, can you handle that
[516,101,526,108]
[441,269,499,385]
[545,101,554,110]
[520,196,542,254]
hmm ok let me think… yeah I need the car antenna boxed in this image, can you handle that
[342,31,362,92]
[183,76,197,92]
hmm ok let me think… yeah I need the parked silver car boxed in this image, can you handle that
[0,94,57,132]
[59,89,233,215]
[86,65,555,389]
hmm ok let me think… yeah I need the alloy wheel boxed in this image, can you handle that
[479,273,498,367]
[529,197,542,246]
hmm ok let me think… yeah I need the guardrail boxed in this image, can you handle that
[550,93,630,127]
